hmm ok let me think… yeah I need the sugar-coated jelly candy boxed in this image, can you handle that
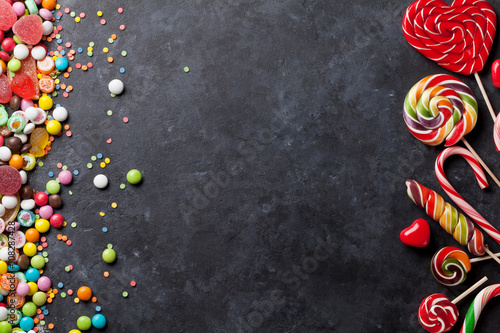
[0,0,17,31]
[11,74,36,100]
[12,15,43,45]
[0,75,12,104]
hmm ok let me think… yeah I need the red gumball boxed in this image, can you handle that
[0,51,9,62]
[49,214,64,228]
[34,192,48,207]
[492,59,500,88]
[1,38,15,53]
[0,31,4,44]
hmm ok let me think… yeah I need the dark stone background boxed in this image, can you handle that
[19,0,500,332]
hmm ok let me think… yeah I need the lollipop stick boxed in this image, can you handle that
[461,138,500,188]
[470,251,500,263]
[451,276,488,304]
[482,246,500,266]
[474,72,496,122]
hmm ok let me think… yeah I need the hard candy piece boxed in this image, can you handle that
[0,166,22,195]
[12,15,43,45]
[400,218,431,248]
[0,0,17,31]
[11,74,35,100]
[0,75,11,104]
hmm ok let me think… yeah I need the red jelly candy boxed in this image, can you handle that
[0,166,22,195]
[0,0,17,31]
[12,15,43,45]
[0,74,12,104]
[492,59,500,88]
[11,74,35,100]
[7,47,39,100]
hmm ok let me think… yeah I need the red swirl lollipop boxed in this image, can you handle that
[403,0,498,124]
[419,276,488,333]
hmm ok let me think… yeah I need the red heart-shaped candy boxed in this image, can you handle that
[400,218,431,248]
[402,0,496,75]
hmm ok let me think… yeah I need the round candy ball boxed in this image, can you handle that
[49,213,64,228]
[93,174,108,189]
[32,291,47,306]
[69,330,82,333]
[7,59,21,72]
[30,255,45,269]
[0,307,6,321]
[19,316,34,331]
[46,180,60,194]
[38,205,53,219]
[16,282,30,296]
[34,219,50,233]
[22,302,36,317]
[0,321,12,333]
[37,276,51,291]
[77,316,92,331]
[38,95,53,111]
[34,191,48,206]
[58,170,72,185]
[54,57,68,71]
[77,286,92,301]
[46,119,61,135]
[1,196,17,209]
[23,242,37,257]
[52,106,68,122]
[126,169,142,184]
[108,79,124,95]
[13,44,29,60]
[92,314,106,329]
[102,248,116,263]
[31,46,46,60]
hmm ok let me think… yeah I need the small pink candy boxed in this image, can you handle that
[39,205,53,219]
[58,170,72,185]
[20,99,34,111]
[12,2,25,17]
[38,8,53,21]
[16,282,30,296]
[37,276,51,291]
[6,221,20,232]
[34,0,42,4]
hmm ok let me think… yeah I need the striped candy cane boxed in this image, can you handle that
[460,284,500,332]
[435,146,500,245]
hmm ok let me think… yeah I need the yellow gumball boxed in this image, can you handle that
[38,94,53,110]
[46,120,62,135]
[0,261,7,275]
[69,330,82,333]
[23,242,37,257]
[35,218,51,233]
[27,281,38,296]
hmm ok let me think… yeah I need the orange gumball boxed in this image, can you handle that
[42,0,56,10]
[25,228,40,243]
[9,154,23,169]
[0,60,6,73]
[77,286,92,301]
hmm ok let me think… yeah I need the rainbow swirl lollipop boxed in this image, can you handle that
[404,74,477,146]
[431,246,471,286]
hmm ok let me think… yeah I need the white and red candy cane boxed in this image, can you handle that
[460,284,500,332]
[435,146,500,245]
[494,113,500,151]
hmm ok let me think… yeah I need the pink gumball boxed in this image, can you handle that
[20,99,34,111]
[37,276,51,291]
[39,205,53,219]
[16,282,30,296]
[58,170,73,185]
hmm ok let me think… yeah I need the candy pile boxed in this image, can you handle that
[0,0,138,331]
[400,0,500,332]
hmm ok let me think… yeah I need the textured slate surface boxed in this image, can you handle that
[23,0,500,332]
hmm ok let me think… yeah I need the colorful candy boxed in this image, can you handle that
[460,284,500,332]
[403,74,477,146]
[400,218,431,248]
[431,246,471,286]
[435,147,500,245]
[406,179,485,256]
[402,0,496,75]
